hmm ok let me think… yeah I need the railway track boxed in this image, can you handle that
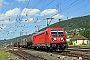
[51,47,90,60]
[9,49,38,60]
[9,48,47,60]
[66,48,90,60]
[22,48,90,60]
[68,46,90,52]
[40,47,90,60]
[54,51,90,60]
[9,46,90,60]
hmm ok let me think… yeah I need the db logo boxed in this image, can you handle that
[57,38,60,40]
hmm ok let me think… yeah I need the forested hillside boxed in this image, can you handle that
[46,15,90,31]
[0,35,30,45]
[41,15,90,31]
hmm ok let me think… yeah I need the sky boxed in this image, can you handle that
[0,0,90,40]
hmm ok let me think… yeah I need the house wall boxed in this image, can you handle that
[89,40,90,44]
[84,40,89,44]
[72,40,83,45]
[72,40,89,45]
[77,40,83,45]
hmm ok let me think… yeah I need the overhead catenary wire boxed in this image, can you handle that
[64,6,86,14]
[29,0,55,25]
[34,0,89,31]
[40,0,55,11]
[3,0,42,39]
[13,0,43,34]
[2,0,90,40]
[51,0,85,18]
[20,0,42,22]
[24,0,55,23]
[34,0,80,27]
[2,0,32,39]
[18,0,55,33]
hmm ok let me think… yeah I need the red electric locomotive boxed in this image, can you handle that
[27,28,68,51]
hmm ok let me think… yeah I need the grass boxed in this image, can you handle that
[0,47,15,60]
[0,50,11,60]
[68,44,90,48]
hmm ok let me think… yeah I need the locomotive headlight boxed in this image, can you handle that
[61,38,64,40]
[52,38,56,41]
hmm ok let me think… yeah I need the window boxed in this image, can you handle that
[51,31,57,36]
[51,30,64,36]
[58,31,64,36]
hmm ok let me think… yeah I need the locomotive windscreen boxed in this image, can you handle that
[51,30,64,36]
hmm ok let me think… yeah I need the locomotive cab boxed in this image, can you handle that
[46,28,68,51]
[51,30,65,42]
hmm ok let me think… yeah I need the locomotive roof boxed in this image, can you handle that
[33,28,64,36]
[33,30,45,36]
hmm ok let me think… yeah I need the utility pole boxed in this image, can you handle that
[20,32,22,40]
[35,25,45,32]
[4,39,6,47]
[46,18,54,26]
[16,38,18,48]
[59,18,61,22]
[59,18,61,27]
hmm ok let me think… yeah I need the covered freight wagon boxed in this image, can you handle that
[19,38,27,48]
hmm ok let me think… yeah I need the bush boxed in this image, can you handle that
[68,40,73,45]
[82,41,86,45]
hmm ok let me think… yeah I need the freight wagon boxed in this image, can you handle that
[13,42,20,47]
[19,38,27,48]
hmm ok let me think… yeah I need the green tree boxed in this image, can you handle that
[80,29,90,39]
[82,40,86,45]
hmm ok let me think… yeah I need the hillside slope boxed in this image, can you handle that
[0,35,29,45]
[48,15,90,31]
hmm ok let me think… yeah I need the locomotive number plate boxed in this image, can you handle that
[57,38,60,40]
